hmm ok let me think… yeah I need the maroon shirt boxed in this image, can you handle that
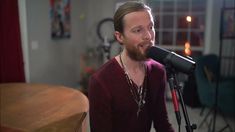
[88,58,174,132]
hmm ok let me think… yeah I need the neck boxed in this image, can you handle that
[121,50,144,72]
[117,50,146,87]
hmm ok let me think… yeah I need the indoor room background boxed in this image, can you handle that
[1,0,234,87]
[0,0,234,131]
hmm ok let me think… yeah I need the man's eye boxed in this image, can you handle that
[133,29,141,33]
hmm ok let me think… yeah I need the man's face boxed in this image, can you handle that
[116,10,155,61]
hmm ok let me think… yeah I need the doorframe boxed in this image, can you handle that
[18,0,30,82]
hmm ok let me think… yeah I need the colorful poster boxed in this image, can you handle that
[50,0,71,39]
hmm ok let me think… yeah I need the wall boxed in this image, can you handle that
[19,0,88,87]
[19,0,121,87]
[205,0,234,55]
[204,0,222,55]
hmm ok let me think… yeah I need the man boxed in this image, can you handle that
[88,1,174,132]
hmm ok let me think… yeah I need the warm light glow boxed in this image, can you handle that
[186,16,192,22]
[184,42,191,56]
[185,49,191,56]
[185,42,190,48]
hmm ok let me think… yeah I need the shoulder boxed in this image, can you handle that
[146,59,165,75]
[92,58,119,78]
[90,58,122,85]
[88,58,120,96]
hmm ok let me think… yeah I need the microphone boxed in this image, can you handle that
[146,46,196,74]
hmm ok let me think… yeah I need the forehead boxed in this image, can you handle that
[123,10,153,28]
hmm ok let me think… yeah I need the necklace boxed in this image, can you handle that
[119,53,147,117]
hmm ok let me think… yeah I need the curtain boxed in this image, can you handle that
[0,0,25,83]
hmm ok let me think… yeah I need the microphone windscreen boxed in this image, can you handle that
[146,46,169,64]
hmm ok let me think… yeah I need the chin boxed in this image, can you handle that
[137,55,148,61]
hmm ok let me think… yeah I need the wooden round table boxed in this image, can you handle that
[0,83,89,132]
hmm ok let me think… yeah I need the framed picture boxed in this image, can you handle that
[50,0,71,39]
[221,8,235,39]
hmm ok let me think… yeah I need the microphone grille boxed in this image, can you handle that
[146,46,169,64]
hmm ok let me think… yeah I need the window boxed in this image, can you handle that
[148,0,207,56]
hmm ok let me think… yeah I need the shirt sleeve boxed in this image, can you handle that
[88,75,112,132]
[153,69,175,132]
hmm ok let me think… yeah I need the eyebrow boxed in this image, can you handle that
[131,22,154,29]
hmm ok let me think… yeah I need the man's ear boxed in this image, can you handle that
[114,31,124,44]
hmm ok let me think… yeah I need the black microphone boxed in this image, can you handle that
[146,46,196,74]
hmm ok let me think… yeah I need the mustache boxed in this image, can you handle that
[138,42,154,50]
[140,41,154,45]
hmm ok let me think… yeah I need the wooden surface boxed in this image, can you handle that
[0,83,89,132]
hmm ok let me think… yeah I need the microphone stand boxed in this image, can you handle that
[166,65,197,132]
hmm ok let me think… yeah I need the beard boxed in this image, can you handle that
[125,42,152,61]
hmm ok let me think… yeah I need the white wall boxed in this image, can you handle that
[19,0,88,87]
[19,0,121,87]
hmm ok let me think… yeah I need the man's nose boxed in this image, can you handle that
[143,30,152,40]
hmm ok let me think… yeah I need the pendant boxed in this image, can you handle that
[137,102,141,117]
[137,107,140,117]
